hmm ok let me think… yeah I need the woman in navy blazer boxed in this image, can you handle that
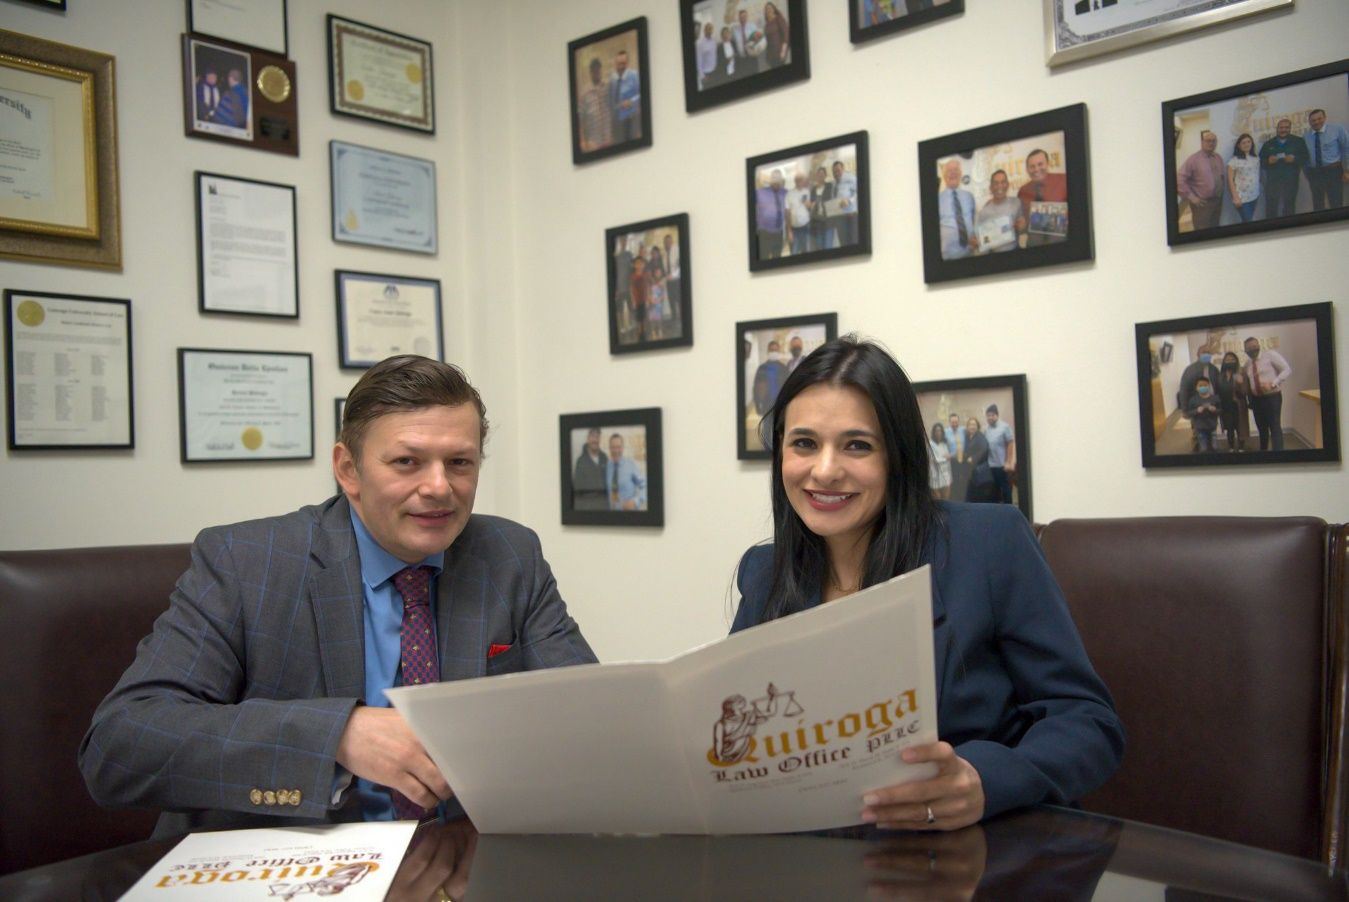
[732,336,1123,831]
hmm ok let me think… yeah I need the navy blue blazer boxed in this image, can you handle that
[733,502,1124,819]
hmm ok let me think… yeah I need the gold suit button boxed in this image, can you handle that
[250,789,263,805]
[290,789,303,805]
[263,790,277,805]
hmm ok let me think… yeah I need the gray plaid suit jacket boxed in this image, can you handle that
[79,495,595,837]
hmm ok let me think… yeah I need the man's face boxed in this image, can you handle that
[1310,111,1326,131]
[738,10,748,24]
[334,405,481,564]
[767,340,781,353]
[794,172,807,188]
[1201,132,1218,153]
[1245,340,1261,359]
[664,235,673,251]
[1277,119,1292,138]
[789,337,803,358]
[590,61,602,85]
[770,170,784,189]
[615,52,627,75]
[833,162,844,180]
[990,171,1009,200]
[1027,152,1049,182]
[204,72,217,86]
[704,22,713,38]
[609,436,625,460]
[986,410,999,427]
[949,414,960,430]
[942,160,962,189]
[586,429,600,453]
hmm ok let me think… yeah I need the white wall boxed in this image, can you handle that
[2,1,1346,665]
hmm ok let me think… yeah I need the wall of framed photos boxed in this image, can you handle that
[1,1,1345,663]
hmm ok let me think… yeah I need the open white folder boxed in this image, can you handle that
[388,565,938,834]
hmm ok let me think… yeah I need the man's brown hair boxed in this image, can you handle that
[339,355,488,460]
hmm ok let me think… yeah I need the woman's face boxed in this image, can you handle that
[780,384,887,550]
[1238,136,1253,154]
[930,424,944,443]
[966,418,978,436]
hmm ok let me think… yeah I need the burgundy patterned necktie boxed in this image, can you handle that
[390,565,437,820]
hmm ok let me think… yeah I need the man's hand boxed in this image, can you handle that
[387,819,478,902]
[861,742,985,832]
[336,707,452,809]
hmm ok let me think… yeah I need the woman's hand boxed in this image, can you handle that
[861,741,985,832]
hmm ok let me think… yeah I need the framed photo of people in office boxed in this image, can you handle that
[746,132,870,273]
[737,313,837,460]
[680,0,809,114]
[1135,302,1338,469]
[559,407,664,527]
[850,0,963,44]
[607,213,692,355]
[1162,60,1349,247]
[912,374,1031,520]
[918,104,1092,284]
[568,17,651,165]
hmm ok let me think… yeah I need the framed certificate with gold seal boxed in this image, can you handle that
[176,348,313,463]
[327,14,434,134]
[330,140,437,255]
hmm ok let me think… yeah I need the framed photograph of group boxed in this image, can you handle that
[1134,302,1338,468]
[559,407,664,527]
[330,141,437,255]
[189,0,289,56]
[737,313,837,460]
[182,34,298,155]
[1162,60,1349,247]
[746,132,870,272]
[5,290,133,450]
[195,172,297,318]
[176,348,314,463]
[568,17,651,165]
[918,104,1092,284]
[335,270,443,369]
[911,374,1031,520]
[0,30,121,269]
[850,0,963,44]
[607,213,692,355]
[1043,0,1292,67]
[327,15,435,134]
[680,0,809,114]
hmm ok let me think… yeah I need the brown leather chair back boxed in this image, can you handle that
[1037,517,1342,863]
[0,544,190,874]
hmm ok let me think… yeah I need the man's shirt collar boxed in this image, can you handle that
[349,506,444,590]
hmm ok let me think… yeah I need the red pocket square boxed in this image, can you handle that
[488,643,512,658]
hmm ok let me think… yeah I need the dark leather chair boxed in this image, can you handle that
[1036,517,1348,866]
[0,544,190,875]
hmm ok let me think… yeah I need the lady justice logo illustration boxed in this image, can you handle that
[709,682,804,765]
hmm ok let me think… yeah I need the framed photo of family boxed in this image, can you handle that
[1044,0,1292,68]
[850,0,963,44]
[1134,302,1338,469]
[568,17,651,165]
[912,374,1031,520]
[737,313,837,460]
[680,0,809,114]
[746,131,870,272]
[559,407,664,527]
[918,104,1092,284]
[1163,60,1349,247]
[182,34,298,156]
[328,15,435,134]
[607,213,692,355]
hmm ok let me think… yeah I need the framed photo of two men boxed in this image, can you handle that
[607,213,692,355]
[737,313,837,461]
[746,132,870,273]
[1163,59,1349,247]
[1134,302,1338,469]
[680,0,809,114]
[559,407,664,527]
[918,104,1092,284]
[568,17,651,165]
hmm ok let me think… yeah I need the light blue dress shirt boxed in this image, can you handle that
[985,421,1015,467]
[938,188,977,260]
[606,455,647,510]
[1307,122,1349,167]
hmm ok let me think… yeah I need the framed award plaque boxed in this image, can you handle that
[182,33,298,156]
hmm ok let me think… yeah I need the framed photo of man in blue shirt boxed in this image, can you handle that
[568,17,652,165]
[559,407,664,527]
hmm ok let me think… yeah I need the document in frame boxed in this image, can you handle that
[389,565,939,835]
[119,821,417,901]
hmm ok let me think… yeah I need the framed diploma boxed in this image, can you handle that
[188,0,289,57]
[336,270,444,369]
[327,15,434,133]
[5,290,133,450]
[195,172,298,318]
[330,141,438,255]
[182,34,298,156]
[177,348,313,463]
[0,31,121,269]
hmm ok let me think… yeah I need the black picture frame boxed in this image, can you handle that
[1134,302,1338,468]
[911,374,1032,521]
[560,407,664,527]
[736,313,837,461]
[568,17,652,165]
[1162,60,1349,247]
[850,0,963,44]
[182,33,298,156]
[335,270,444,369]
[195,171,298,318]
[187,0,288,57]
[680,0,809,114]
[176,347,314,464]
[327,14,435,134]
[606,213,693,355]
[12,0,66,9]
[746,131,870,272]
[4,290,133,450]
[918,103,1092,284]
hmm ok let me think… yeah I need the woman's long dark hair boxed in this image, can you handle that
[761,335,941,621]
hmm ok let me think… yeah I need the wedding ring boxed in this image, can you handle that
[925,804,936,825]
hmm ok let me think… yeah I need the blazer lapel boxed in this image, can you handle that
[436,532,489,681]
[929,575,952,705]
[308,497,366,699]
